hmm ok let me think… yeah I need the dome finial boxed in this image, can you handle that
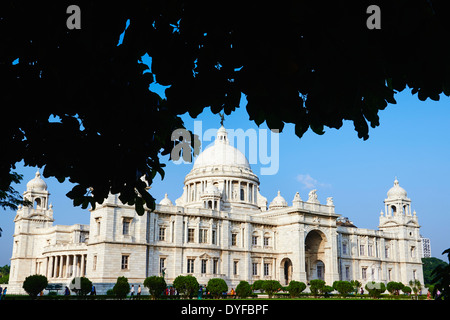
[219,112,225,127]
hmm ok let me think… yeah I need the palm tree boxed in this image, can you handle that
[432,248,450,300]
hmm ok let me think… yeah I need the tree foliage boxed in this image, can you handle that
[423,257,448,286]
[113,276,130,299]
[144,276,166,299]
[235,280,252,299]
[206,278,228,299]
[365,281,386,299]
[2,1,450,212]
[332,281,353,297]
[286,280,307,298]
[22,274,48,299]
[71,276,93,296]
[309,279,326,297]
[173,275,199,299]
[261,280,282,298]
[432,248,450,300]
[386,281,404,295]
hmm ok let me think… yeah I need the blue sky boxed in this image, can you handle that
[1,87,449,266]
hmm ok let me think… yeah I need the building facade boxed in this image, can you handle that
[8,126,424,294]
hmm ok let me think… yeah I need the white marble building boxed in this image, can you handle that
[8,126,424,294]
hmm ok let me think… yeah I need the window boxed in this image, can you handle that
[368,244,373,257]
[201,259,207,274]
[159,227,166,241]
[264,237,270,247]
[345,266,350,280]
[252,236,258,246]
[122,218,131,235]
[160,258,166,274]
[188,228,195,243]
[360,245,365,256]
[410,246,415,258]
[362,267,367,280]
[213,259,218,275]
[187,259,195,273]
[93,255,97,271]
[233,261,239,275]
[231,233,237,246]
[264,263,270,276]
[199,229,208,243]
[385,246,390,258]
[212,230,217,245]
[413,270,417,280]
[388,269,392,281]
[95,218,101,235]
[342,243,347,255]
[240,188,245,201]
[121,255,129,270]
[252,263,258,276]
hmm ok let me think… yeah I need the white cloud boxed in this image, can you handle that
[296,174,331,189]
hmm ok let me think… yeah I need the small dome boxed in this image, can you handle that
[26,171,48,192]
[159,193,173,206]
[269,191,288,209]
[203,183,221,196]
[387,178,407,199]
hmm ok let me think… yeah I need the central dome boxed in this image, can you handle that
[192,126,251,170]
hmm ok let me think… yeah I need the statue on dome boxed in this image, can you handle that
[219,112,225,126]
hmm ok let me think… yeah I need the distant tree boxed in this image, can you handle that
[432,248,450,300]
[113,276,130,300]
[261,280,282,298]
[236,281,252,299]
[173,275,199,299]
[422,257,448,286]
[287,280,307,298]
[22,274,48,299]
[206,278,228,299]
[332,281,353,298]
[144,276,166,299]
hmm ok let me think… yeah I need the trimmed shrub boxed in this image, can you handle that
[173,275,199,299]
[22,274,48,299]
[144,276,166,299]
[113,276,130,299]
[207,278,228,299]
[287,280,306,298]
[236,281,252,299]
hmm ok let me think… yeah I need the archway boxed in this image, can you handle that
[305,230,327,281]
[280,258,292,285]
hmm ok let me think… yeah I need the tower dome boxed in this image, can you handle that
[387,178,407,199]
[26,171,48,192]
[269,191,288,209]
[159,193,173,206]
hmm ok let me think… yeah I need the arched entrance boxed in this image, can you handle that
[280,258,292,285]
[305,230,327,281]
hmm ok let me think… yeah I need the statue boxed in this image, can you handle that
[219,112,225,126]
[326,197,334,206]
[308,189,319,204]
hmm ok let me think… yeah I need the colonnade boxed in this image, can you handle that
[45,254,87,279]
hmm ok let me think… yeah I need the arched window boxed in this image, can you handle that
[34,198,41,209]
[240,188,245,201]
